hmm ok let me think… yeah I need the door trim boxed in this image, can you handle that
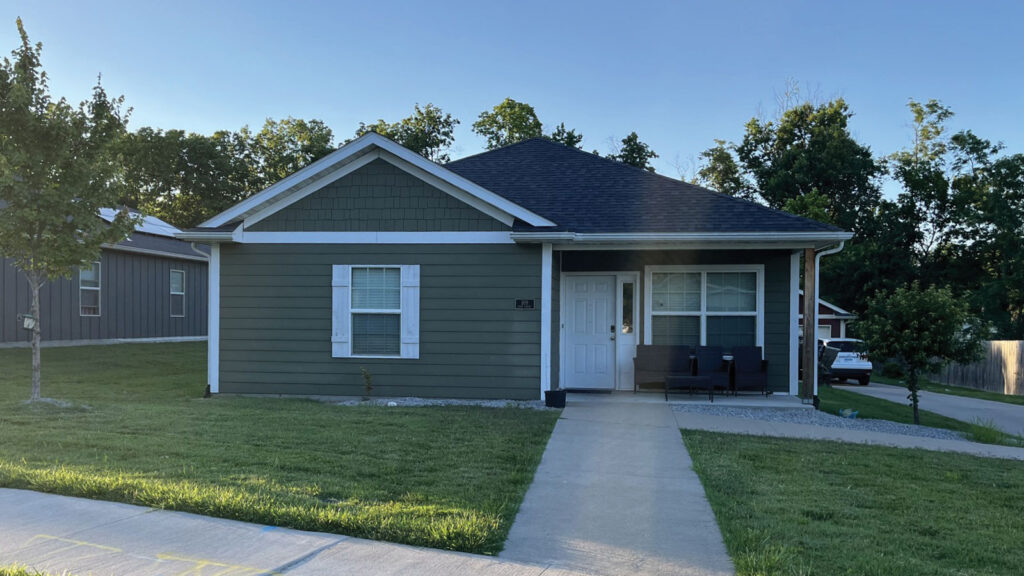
[559,271,640,391]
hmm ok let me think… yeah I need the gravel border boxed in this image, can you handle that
[332,397,554,410]
[672,404,968,442]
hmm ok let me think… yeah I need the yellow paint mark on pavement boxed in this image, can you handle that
[156,553,282,576]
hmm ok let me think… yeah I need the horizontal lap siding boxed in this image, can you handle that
[218,243,542,399]
[559,249,793,393]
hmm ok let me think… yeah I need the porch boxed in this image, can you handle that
[548,248,801,396]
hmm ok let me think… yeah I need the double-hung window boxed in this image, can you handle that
[170,270,186,317]
[646,266,762,351]
[79,261,101,316]
[331,264,420,358]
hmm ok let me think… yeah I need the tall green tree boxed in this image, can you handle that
[0,20,137,400]
[355,103,459,162]
[119,128,251,228]
[548,123,583,148]
[472,98,543,149]
[696,139,754,198]
[860,283,983,424]
[735,99,883,234]
[609,131,658,171]
[247,117,335,190]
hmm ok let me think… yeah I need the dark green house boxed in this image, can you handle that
[179,133,850,400]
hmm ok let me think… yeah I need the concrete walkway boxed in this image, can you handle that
[674,410,1024,461]
[501,393,734,576]
[841,382,1024,436]
[0,489,585,576]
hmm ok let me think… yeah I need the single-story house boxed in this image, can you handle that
[798,290,857,339]
[1,211,209,346]
[179,133,851,400]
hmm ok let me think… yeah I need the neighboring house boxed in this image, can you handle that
[1,211,209,346]
[798,290,857,339]
[179,133,851,400]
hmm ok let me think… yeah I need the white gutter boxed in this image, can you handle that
[812,241,846,398]
[510,231,853,244]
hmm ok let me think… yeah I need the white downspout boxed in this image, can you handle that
[812,241,845,397]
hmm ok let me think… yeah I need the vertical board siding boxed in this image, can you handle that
[0,251,207,344]
[558,250,793,393]
[217,243,542,400]
[250,159,510,232]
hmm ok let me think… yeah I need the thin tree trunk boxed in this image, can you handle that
[907,367,920,425]
[29,274,42,402]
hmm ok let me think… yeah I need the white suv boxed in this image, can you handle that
[821,338,872,386]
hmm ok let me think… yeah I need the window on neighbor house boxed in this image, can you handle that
[79,261,101,316]
[170,269,185,317]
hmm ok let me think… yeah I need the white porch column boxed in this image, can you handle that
[207,243,220,394]
[540,243,553,398]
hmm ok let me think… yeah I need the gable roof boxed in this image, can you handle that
[197,132,555,230]
[446,138,848,240]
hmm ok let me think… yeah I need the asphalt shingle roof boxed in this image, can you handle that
[446,138,843,234]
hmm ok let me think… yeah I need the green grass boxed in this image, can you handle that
[682,430,1024,576]
[0,343,560,555]
[0,568,61,576]
[819,385,1023,446]
[817,385,974,433]
[873,374,1024,407]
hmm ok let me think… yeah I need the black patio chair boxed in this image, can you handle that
[732,346,769,396]
[818,345,840,388]
[695,346,730,398]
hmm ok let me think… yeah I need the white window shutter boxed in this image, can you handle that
[400,265,420,359]
[331,265,352,358]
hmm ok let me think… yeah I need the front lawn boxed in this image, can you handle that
[682,430,1024,576]
[817,385,973,433]
[0,343,559,555]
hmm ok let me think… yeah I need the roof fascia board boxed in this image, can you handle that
[201,135,382,228]
[201,132,556,229]
[175,231,234,243]
[374,142,556,227]
[243,150,382,228]
[229,230,514,244]
[375,149,515,227]
[103,243,209,262]
[513,231,852,243]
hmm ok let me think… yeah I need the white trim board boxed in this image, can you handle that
[208,244,221,394]
[0,335,207,349]
[230,231,514,244]
[103,243,209,262]
[540,243,553,398]
[201,132,555,229]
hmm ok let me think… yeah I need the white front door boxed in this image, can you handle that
[564,275,616,389]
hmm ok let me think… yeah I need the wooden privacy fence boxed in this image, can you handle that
[930,341,1024,396]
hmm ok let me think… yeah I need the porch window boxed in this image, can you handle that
[647,267,762,351]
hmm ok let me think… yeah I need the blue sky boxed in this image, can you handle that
[4,1,1022,185]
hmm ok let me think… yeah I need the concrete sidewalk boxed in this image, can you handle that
[842,382,1024,436]
[0,489,584,576]
[500,393,734,576]
[674,410,1024,460]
